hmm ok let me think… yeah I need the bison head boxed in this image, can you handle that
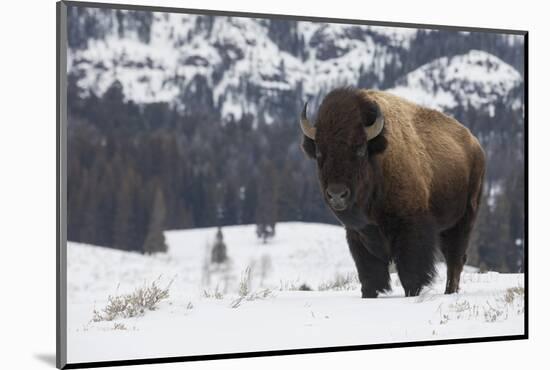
[300,88,386,228]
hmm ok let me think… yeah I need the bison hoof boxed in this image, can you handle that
[445,280,459,294]
[361,289,378,298]
[404,287,422,297]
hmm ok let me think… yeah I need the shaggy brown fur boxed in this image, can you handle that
[362,90,485,220]
[301,87,485,297]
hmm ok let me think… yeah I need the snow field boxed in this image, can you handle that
[67,222,524,363]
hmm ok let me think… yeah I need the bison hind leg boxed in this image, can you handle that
[440,199,479,294]
[440,226,471,294]
[441,148,484,294]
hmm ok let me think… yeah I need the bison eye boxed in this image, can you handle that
[356,143,367,158]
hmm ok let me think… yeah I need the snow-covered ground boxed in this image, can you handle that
[67,222,525,364]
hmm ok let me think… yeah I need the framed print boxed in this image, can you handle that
[56,1,527,368]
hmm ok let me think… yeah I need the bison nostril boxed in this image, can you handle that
[341,188,350,199]
[326,184,350,202]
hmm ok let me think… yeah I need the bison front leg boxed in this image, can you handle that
[346,228,390,298]
[392,222,437,297]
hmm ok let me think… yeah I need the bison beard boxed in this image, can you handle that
[300,88,485,298]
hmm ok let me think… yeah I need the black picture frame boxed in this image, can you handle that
[56,1,528,368]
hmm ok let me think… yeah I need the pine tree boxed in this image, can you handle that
[470,197,489,270]
[142,186,168,254]
[255,160,278,243]
[211,227,228,263]
[506,167,525,272]
[113,169,135,251]
[494,193,512,272]
[277,161,301,221]
[242,177,258,225]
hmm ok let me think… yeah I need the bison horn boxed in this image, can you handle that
[365,104,384,141]
[300,102,316,140]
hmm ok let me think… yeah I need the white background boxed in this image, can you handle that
[0,0,545,368]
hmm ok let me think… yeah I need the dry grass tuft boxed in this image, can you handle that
[436,285,524,325]
[203,284,224,299]
[230,267,273,308]
[230,288,273,308]
[113,322,127,330]
[318,273,359,291]
[503,286,524,304]
[92,277,173,322]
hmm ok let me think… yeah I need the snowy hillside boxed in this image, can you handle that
[67,222,525,364]
[67,7,523,124]
[68,10,408,123]
[388,50,523,114]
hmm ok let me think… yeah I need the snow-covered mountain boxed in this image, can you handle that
[67,6,524,125]
[68,9,410,124]
[388,50,523,115]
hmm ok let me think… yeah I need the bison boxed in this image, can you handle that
[300,88,485,298]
